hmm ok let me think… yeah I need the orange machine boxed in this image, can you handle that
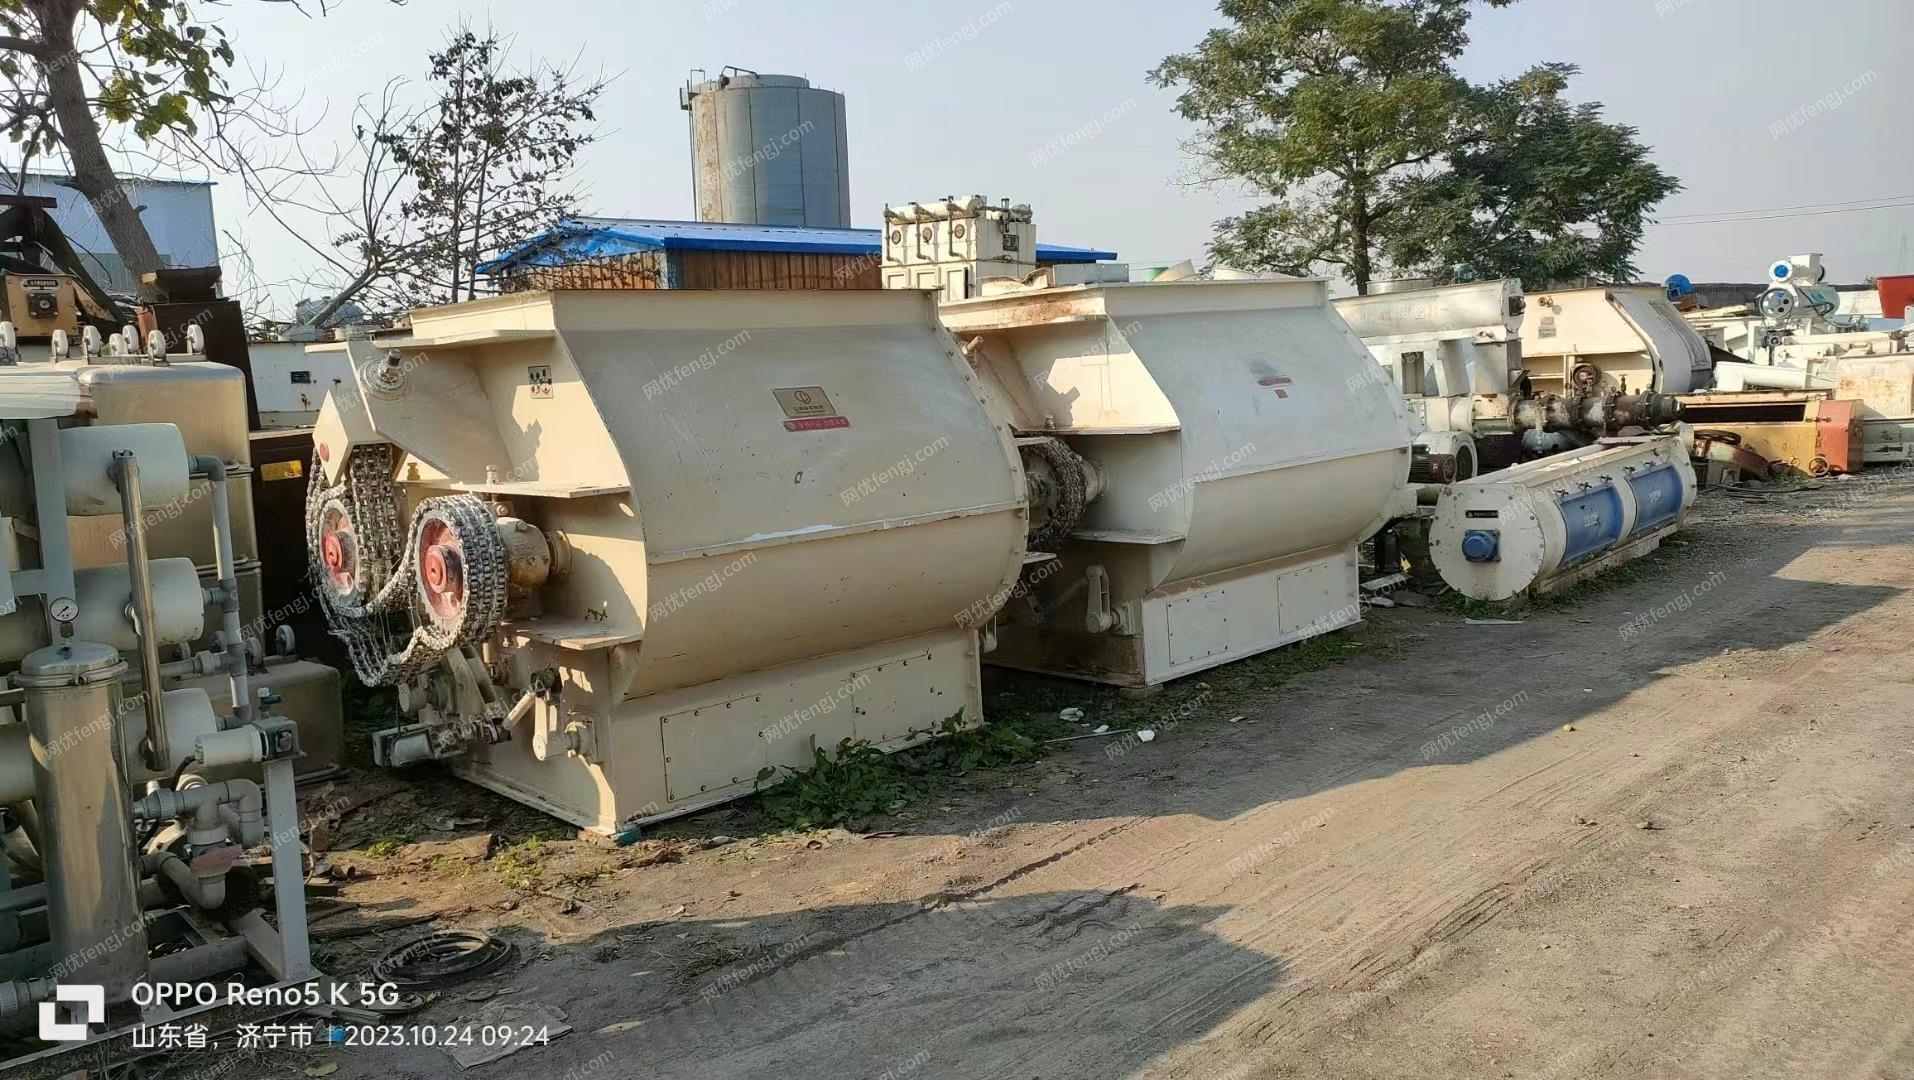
[1676,390,1863,477]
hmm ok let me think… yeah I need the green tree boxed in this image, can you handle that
[0,0,236,286]
[1382,63,1681,288]
[1152,0,1507,294]
[1154,1,1677,294]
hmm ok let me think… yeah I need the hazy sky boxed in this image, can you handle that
[201,0,1913,312]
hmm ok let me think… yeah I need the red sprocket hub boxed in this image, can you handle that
[416,517,468,625]
[316,502,360,597]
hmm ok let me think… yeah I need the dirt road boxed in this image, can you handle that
[259,475,1914,1080]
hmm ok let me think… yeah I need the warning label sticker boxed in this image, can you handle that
[784,415,852,432]
[773,386,837,419]
[528,365,553,398]
[260,459,304,482]
[1257,373,1294,399]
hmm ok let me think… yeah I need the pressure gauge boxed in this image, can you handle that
[48,596,78,624]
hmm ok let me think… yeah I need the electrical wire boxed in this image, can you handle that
[1646,199,1914,226]
[372,929,517,989]
[1656,193,1914,221]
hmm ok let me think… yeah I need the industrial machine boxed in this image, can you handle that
[1428,435,1696,601]
[919,200,1414,688]
[0,323,312,1066]
[305,289,1029,833]
[298,190,1425,828]
[1681,263,1914,466]
[1674,390,1864,476]
[1684,253,1876,363]
[0,194,121,342]
[1522,285,1714,401]
[25,322,346,774]
[1334,279,1524,484]
[1336,279,1687,483]
[877,195,1130,302]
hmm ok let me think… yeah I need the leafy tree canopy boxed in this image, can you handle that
[1383,62,1681,288]
[1154,0,1678,292]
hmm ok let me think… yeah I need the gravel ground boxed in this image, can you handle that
[212,471,1914,1080]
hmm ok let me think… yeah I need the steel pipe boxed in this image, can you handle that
[132,779,263,848]
[112,451,169,772]
[190,456,253,728]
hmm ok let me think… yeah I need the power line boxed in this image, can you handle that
[1650,199,1914,227]
[1657,193,1914,221]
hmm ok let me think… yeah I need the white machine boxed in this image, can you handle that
[1338,280,1688,483]
[306,289,1031,834]
[921,203,1415,687]
[1685,253,1876,364]
[1686,256,1914,463]
[1428,435,1696,601]
[882,196,1034,301]
[0,323,312,1065]
[247,338,357,429]
[1334,279,1524,486]
[880,195,1128,301]
[1522,285,1714,399]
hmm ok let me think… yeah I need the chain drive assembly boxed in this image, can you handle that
[306,443,510,686]
[1020,436,1095,549]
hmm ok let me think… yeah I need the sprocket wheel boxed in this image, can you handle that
[411,496,509,647]
[1020,437,1093,550]
[316,498,364,603]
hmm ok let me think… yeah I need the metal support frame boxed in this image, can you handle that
[22,420,73,633]
[261,757,312,981]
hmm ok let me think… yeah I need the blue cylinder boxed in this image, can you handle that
[1557,485,1624,566]
[1628,465,1684,535]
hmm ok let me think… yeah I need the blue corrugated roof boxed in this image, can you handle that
[477,216,1117,274]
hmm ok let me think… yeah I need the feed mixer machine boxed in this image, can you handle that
[937,274,1415,687]
[306,275,1416,831]
[307,289,1031,833]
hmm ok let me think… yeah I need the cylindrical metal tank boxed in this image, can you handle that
[0,361,255,662]
[1428,435,1696,600]
[19,641,147,998]
[65,362,259,576]
[682,68,851,227]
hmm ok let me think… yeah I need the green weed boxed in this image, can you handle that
[493,837,546,890]
[755,739,910,830]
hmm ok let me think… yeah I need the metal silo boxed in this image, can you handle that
[680,68,851,228]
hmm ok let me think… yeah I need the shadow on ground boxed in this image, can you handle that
[287,891,1277,1080]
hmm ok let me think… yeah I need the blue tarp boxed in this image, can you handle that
[476,216,1117,275]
